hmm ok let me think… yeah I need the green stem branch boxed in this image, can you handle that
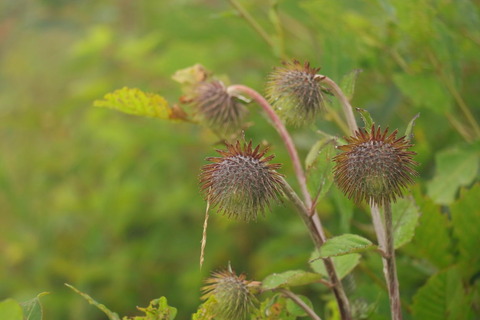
[427,50,480,139]
[316,75,358,133]
[228,0,275,50]
[383,203,403,320]
[278,288,322,320]
[319,77,404,319]
[280,178,352,320]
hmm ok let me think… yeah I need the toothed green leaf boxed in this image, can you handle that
[310,252,361,280]
[262,270,322,290]
[316,234,375,258]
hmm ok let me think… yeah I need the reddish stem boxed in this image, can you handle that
[228,84,352,320]
[228,84,310,205]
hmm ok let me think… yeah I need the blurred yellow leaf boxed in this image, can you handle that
[171,64,209,86]
[93,87,172,119]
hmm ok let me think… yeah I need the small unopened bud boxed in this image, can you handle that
[202,269,256,320]
[200,141,283,221]
[266,60,325,126]
[191,80,247,135]
[333,125,418,206]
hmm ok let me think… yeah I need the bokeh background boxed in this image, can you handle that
[1,0,479,319]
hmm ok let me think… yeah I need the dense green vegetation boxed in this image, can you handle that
[1,1,479,319]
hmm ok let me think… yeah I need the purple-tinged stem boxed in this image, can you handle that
[227,84,310,205]
[228,84,352,320]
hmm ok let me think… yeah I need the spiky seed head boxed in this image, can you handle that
[333,124,418,206]
[202,269,256,320]
[265,60,325,126]
[200,141,283,221]
[191,80,247,135]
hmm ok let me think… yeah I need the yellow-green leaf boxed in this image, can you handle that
[171,64,209,86]
[0,299,23,320]
[93,87,172,119]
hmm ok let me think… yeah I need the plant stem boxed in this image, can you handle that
[199,195,211,268]
[325,103,351,136]
[227,85,310,205]
[228,0,275,50]
[316,75,358,133]
[427,50,480,139]
[280,177,323,245]
[446,112,474,142]
[228,84,351,320]
[278,288,322,320]
[314,77,403,319]
[370,204,386,250]
[383,203,403,320]
[281,178,352,320]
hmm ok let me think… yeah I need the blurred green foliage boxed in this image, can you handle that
[1,0,479,319]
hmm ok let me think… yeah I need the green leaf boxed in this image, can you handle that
[0,299,23,320]
[427,147,479,205]
[325,299,341,320]
[125,297,177,320]
[406,197,453,269]
[332,186,354,233]
[253,294,295,320]
[355,108,373,132]
[392,197,420,249]
[305,138,335,203]
[340,69,362,100]
[310,252,361,280]
[285,295,314,318]
[404,113,420,142]
[262,270,322,290]
[192,296,216,320]
[393,73,452,113]
[412,267,473,320]
[451,183,480,278]
[316,234,375,258]
[65,284,121,320]
[20,293,49,320]
[93,87,172,119]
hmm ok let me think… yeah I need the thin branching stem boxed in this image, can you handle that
[427,50,480,139]
[446,112,474,142]
[325,103,351,135]
[227,85,310,205]
[278,288,322,320]
[228,0,275,50]
[383,203,403,320]
[370,204,386,250]
[228,84,352,320]
[280,178,352,320]
[320,77,404,319]
[316,75,358,133]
